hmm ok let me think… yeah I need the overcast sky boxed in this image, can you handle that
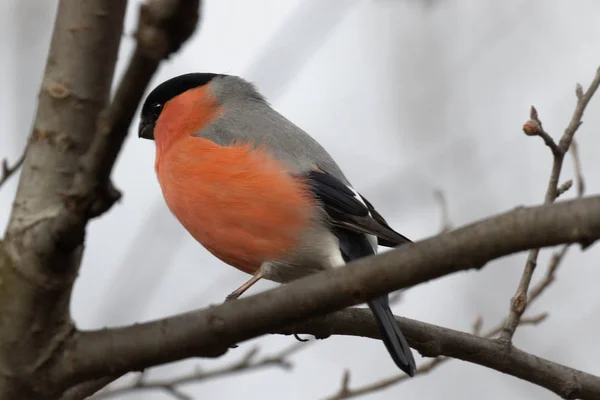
[1,1,600,399]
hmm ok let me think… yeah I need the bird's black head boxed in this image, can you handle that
[138,73,225,140]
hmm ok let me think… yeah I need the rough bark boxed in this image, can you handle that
[0,1,127,398]
[0,0,201,398]
[289,310,600,399]
[47,196,600,398]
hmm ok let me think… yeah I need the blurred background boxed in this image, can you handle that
[1,0,600,399]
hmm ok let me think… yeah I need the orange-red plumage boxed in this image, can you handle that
[154,85,224,164]
[154,86,315,274]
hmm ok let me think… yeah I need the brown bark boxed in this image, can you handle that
[0,0,200,398]
[0,2,126,398]
[51,196,600,398]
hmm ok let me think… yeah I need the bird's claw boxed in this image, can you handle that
[225,293,239,302]
[294,333,309,342]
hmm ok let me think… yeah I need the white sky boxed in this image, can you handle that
[2,1,600,399]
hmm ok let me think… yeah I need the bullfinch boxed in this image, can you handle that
[138,73,417,376]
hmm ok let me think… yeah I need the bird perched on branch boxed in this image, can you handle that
[138,73,416,376]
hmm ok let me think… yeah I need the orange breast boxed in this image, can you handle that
[156,137,315,274]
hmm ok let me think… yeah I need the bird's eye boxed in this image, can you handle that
[151,103,163,117]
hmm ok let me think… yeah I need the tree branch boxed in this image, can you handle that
[0,0,201,398]
[59,377,117,400]
[433,189,452,233]
[92,342,310,399]
[289,309,597,400]
[46,196,600,396]
[555,179,573,198]
[0,150,26,190]
[570,138,585,197]
[334,207,572,399]
[54,2,203,399]
[325,313,548,400]
[0,2,128,398]
[501,66,600,342]
[522,106,561,156]
[49,0,201,251]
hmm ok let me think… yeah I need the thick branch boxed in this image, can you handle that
[49,1,202,397]
[48,196,600,394]
[0,2,127,399]
[291,310,599,400]
[50,0,201,250]
[0,1,201,399]
[59,378,117,400]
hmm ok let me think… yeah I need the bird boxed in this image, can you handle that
[138,73,417,376]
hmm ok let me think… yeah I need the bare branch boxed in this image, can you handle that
[44,196,600,398]
[326,312,548,399]
[0,1,128,398]
[59,378,120,400]
[570,139,585,197]
[327,356,448,400]
[561,69,600,151]
[501,66,600,342]
[433,189,452,233]
[0,1,202,398]
[290,309,593,400]
[0,150,26,190]
[526,245,569,303]
[91,342,310,399]
[472,315,484,336]
[556,179,573,198]
[522,105,561,156]
[50,0,202,251]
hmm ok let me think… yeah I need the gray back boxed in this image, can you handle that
[193,75,350,185]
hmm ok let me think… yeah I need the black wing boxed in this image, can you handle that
[303,170,412,248]
[304,170,417,375]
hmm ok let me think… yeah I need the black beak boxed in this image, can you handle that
[138,118,155,140]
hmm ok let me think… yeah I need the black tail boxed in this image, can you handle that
[368,295,416,376]
[334,228,416,376]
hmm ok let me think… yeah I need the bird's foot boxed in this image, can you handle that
[293,333,309,342]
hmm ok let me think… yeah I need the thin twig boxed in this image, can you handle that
[92,342,310,399]
[570,139,585,197]
[326,313,548,399]
[556,180,573,199]
[500,66,600,343]
[0,150,26,190]
[522,106,561,156]
[526,245,569,302]
[326,357,445,400]
[472,315,484,336]
[433,189,452,233]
